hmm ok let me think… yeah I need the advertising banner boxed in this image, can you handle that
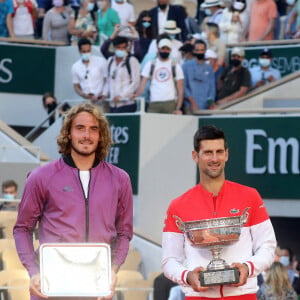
[106,115,140,195]
[0,44,55,94]
[199,116,300,199]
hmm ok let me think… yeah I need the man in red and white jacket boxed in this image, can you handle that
[162,125,276,300]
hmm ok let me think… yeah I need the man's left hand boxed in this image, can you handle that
[230,262,249,286]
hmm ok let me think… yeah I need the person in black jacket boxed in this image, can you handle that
[150,0,187,41]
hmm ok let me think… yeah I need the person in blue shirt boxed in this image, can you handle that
[0,0,14,37]
[182,39,215,113]
[249,48,281,90]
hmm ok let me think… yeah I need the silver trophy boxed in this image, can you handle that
[174,207,250,287]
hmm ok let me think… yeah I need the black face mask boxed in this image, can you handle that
[159,51,170,59]
[193,53,205,60]
[230,59,241,67]
[47,102,57,112]
[158,4,167,9]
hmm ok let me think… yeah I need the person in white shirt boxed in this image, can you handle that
[145,20,183,66]
[104,36,140,113]
[200,0,224,28]
[12,0,37,38]
[111,0,135,28]
[249,48,281,90]
[133,38,184,114]
[72,37,108,112]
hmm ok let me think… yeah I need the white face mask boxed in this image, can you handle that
[233,1,245,10]
[259,58,271,68]
[53,0,63,7]
[97,1,106,9]
[279,256,290,267]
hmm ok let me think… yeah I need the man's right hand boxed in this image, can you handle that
[30,273,48,298]
[186,267,210,292]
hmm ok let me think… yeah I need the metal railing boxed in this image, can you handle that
[0,145,41,162]
[24,98,146,142]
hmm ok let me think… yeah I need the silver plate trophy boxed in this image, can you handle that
[40,243,111,297]
[174,207,250,287]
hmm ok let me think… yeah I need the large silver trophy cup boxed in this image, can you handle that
[174,207,250,287]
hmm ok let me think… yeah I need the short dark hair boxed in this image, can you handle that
[112,36,128,47]
[78,37,92,51]
[2,180,18,192]
[194,39,207,50]
[193,125,227,152]
[156,33,171,44]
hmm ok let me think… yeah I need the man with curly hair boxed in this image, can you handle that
[13,102,133,300]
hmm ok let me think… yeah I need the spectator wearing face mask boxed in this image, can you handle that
[42,92,70,125]
[279,246,299,286]
[182,39,215,113]
[68,0,97,45]
[96,0,120,45]
[145,20,183,65]
[104,36,140,113]
[257,262,298,300]
[12,0,37,39]
[200,0,224,29]
[249,48,281,90]
[215,47,251,107]
[42,0,72,43]
[72,38,108,112]
[219,0,249,43]
[132,38,184,114]
[135,10,155,61]
[1,179,18,211]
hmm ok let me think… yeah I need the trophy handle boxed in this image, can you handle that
[240,207,250,225]
[173,215,185,232]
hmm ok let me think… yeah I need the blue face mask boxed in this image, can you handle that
[87,2,94,11]
[279,256,290,267]
[81,52,91,61]
[168,34,176,40]
[205,8,212,16]
[115,50,127,58]
[2,194,15,200]
[142,21,151,28]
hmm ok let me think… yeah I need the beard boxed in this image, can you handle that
[203,164,224,179]
[71,140,97,157]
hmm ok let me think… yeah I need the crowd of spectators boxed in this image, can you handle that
[0,0,295,113]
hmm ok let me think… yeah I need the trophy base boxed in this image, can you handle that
[199,267,239,287]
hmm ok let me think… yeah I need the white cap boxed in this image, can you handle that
[158,38,172,49]
[231,47,245,57]
[201,0,222,8]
